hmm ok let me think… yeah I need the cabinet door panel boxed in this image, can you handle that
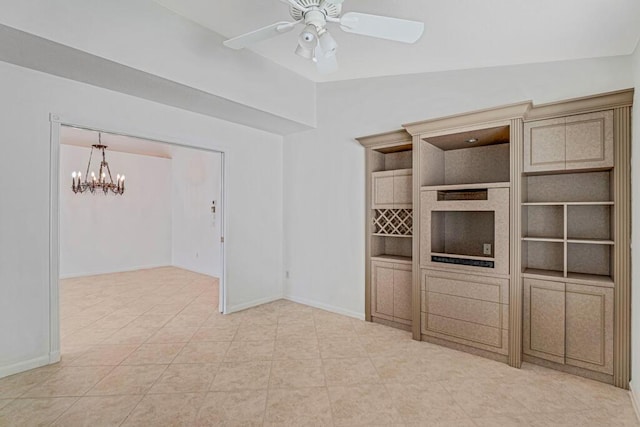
[393,173,412,207]
[565,283,613,374]
[372,172,395,208]
[565,111,613,171]
[371,262,394,320]
[524,118,566,173]
[523,279,565,364]
[393,267,412,323]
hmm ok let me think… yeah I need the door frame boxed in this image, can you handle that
[48,113,228,363]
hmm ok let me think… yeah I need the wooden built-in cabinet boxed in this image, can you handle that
[524,278,613,375]
[357,89,632,388]
[371,260,412,325]
[422,269,509,355]
[372,169,412,209]
[524,110,613,173]
[358,130,414,331]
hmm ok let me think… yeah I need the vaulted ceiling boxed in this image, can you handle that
[155,0,640,82]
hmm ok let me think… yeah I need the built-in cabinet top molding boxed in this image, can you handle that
[524,89,634,122]
[356,89,634,143]
[402,102,532,138]
[356,129,412,149]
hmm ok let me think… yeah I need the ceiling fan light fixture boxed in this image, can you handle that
[319,31,337,57]
[298,24,319,50]
[295,44,314,59]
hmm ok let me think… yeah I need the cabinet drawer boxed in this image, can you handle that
[422,270,508,304]
[427,292,501,328]
[425,313,502,348]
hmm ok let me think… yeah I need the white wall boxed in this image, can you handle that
[630,40,640,395]
[172,147,222,278]
[59,145,172,278]
[0,0,316,127]
[283,56,634,319]
[0,61,284,377]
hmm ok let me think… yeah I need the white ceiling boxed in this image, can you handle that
[60,126,173,158]
[154,0,640,83]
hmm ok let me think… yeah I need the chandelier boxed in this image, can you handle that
[71,133,125,195]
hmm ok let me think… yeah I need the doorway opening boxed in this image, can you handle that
[49,119,226,364]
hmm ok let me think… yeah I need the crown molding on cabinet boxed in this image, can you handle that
[524,89,634,122]
[402,101,532,137]
[356,129,413,149]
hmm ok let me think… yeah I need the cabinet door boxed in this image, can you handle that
[524,118,566,173]
[371,261,394,320]
[523,278,565,364]
[393,264,412,324]
[372,172,395,208]
[393,171,412,207]
[565,111,613,171]
[565,283,613,374]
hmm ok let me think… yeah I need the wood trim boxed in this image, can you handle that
[372,316,412,332]
[412,134,421,340]
[49,115,61,363]
[356,129,412,148]
[364,148,372,321]
[525,89,634,122]
[509,118,523,368]
[523,354,614,385]
[402,102,532,137]
[421,334,509,364]
[613,106,632,389]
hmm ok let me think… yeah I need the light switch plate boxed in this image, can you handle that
[483,243,492,255]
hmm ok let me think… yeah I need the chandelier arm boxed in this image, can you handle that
[105,161,115,185]
[85,145,94,183]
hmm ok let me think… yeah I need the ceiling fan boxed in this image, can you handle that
[223,0,424,74]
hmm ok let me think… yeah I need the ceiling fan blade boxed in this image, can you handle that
[339,12,424,44]
[223,21,299,50]
[314,45,338,74]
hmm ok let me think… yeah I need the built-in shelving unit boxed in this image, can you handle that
[402,111,523,361]
[521,171,614,285]
[357,89,633,389]
[358,130,414,331]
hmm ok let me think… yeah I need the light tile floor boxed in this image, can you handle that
[0,266,638,426]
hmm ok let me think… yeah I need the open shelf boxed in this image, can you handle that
[420,125,510,188]
[372,234,412,260]
[522,170,614,285]
[522,268,614,287]
[372,233,412,238]
[566,238,614,245]
[522,201,614,206]
[525,171,611,203]
[421,182,510,192]
[522,237,564,243]
[371,254,412,265]
[371,147,412,172]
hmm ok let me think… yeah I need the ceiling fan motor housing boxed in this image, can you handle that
[290,0,341,24]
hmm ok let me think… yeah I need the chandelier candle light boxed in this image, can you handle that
[71,133,125,195]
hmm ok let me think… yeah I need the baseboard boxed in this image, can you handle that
[170,264,219,279]
[629,381,640,422]
[284,295,365,320]
[226,295,284,314]
[59,263,171,279]
[49,350,61,364]
[0,354,53,379]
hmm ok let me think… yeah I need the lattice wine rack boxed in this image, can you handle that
[373,209,413,236]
